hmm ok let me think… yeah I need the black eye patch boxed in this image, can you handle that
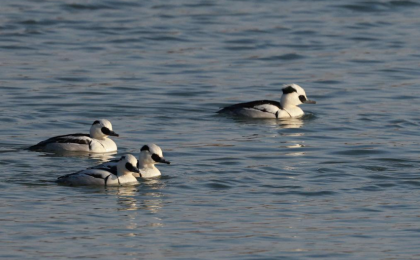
[141,145,150,152]
[101,127,111,135]
[92,120,100,125]
[151,154,161,162]
[282,86,297,94]
[125,162,136,172]
[299,95,307,103]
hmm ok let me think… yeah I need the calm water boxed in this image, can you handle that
[1,0,420,259]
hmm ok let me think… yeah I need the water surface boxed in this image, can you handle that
[1,0,420,259]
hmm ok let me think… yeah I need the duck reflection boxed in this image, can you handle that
[217,115,308,151]
[278,117,304,129]
[37,150,117,163]
[231,115,305,129]
[90,188,163,235]
[114,184,165,233]
[108,180,166,213]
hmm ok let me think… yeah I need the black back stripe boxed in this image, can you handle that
[104,174,111,186]
[57,171,82,180]
[87,172,107,179]
[109,166,118,175]
[30,133,91,149]
[92,166,117,175]
[55,138,90,145]
[219,100,282,111]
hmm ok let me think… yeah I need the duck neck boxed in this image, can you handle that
[116,169,128,178]
[138,162,156,170]
[90,134,108,140]
[280,96,297,109]
[138,163,161,178]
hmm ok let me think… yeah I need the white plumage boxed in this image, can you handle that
[90,143,170,178]
[29,119,119,153]
[218,84,316,119]
[57,154,140,186]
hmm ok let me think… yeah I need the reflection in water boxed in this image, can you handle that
[101,184,167,234]
[36,150,117,163]
[87,152,117,163]
[277,118,307,156]
[284,151,306,157]
[283,144,304,149]
[280,133,305,137]
[278,117,304,129]
[232,116,305,129]
[113,186,140,211]
[112,180,166,214]
[222,116,308,154]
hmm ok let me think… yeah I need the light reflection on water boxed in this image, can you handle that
[33,151,118,163]
[114,185,165,214]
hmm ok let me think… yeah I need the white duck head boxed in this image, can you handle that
[89,119,119,140]
[280,84,316,109]
[138,143,170,167]
[117,154,140,176]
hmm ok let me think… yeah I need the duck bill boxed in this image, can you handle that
[108,131,119,137]
[102,127,119,137]
[159,158,171,165]
[131,166,142,178]
[152,154,171,164]
[126,163,140,173]
[304,100,316,104]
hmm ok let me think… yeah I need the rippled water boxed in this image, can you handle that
[1,0,420,259]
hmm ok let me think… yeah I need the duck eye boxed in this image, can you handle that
[299,95,307,103]
[151,154,161,162]
[125,162,135,171]
[101,127,111,135]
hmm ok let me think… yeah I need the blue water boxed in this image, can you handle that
[1,0,420,259]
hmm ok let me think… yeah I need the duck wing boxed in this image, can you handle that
[218,100,282,114]
[89,162,118,175]
[90,159,142,178]
[57,168,115,186]
[29,133,91,150]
